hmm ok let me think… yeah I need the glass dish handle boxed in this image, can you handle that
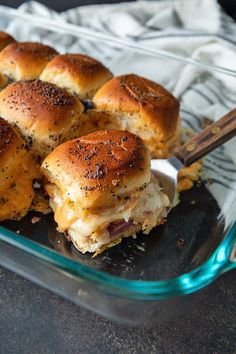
[230,241,236,263]
[226,225,236,270]
[222,223,236,271]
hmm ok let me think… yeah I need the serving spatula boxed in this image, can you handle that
[151,108,236,206]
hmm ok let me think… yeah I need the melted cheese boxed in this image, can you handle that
[31,191,51,214]
[177,161,202,192]
[47,175,169,253]
[0,155,39,221]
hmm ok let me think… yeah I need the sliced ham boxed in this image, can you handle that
[107,220,134,237]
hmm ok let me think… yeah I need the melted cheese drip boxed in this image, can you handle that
[177,161,202,192]
[0,154,39,221]
[46,175,169,253]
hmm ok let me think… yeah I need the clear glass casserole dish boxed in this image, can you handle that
[0,5,235,327]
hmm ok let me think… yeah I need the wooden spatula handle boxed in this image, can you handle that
[174,108,236,166]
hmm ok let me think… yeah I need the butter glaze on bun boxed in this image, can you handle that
[42,130,150,209]
[0,117,39,220]
[40,53,113,99]
[0,80,87,158]
[42,130,169,253]
[92,74,180,158]
[0,42,58,81]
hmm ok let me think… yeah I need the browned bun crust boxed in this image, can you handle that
[40,54,113,99]
[0,31,16,51]
[42,130,150,209]
[0,42,58,80]
[0,80,87,158]
[0,116,19,162]
[92,74,180,157]
[0,117,39,220]
[0,73,8,90]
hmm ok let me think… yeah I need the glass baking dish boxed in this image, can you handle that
[0,5,235,327]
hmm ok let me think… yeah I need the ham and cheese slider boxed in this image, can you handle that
[92,74,180,158]
[41,130,169,254]
[0,79,89,159]
[40,53,112,99]
[0,117,39,221]
[0,42,58,81]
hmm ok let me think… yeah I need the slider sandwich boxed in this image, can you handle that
[0,42,58,82]
[40,54,113,99]
[41,130,169,254]
[91,74,180,158]
[0,79,89,159]
[0,117,39,220]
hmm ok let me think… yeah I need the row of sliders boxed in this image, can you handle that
[0,31,199,254]
[0,31,179,159]
[0,120,170,254]
[0,31,112,97]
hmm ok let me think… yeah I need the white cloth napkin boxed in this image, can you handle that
[2,0,236,224]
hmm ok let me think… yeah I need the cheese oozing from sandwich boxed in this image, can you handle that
[41,130,170,254]
[0,117,40,221]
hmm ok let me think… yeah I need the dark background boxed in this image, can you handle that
[0,0,235,17]
[0,1,236,354]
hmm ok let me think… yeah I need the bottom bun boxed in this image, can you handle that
[92,223,143,257]
[56,173,169,255]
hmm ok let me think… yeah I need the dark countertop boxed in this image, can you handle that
[0,1,236,353]
[1,266,235,354]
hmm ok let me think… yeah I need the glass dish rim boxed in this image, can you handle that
[1,5,236,79]
[0,5,235,301]
[0,222,235,300]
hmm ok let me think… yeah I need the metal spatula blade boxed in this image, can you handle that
[151,157,183,206]
[151,108,236,206]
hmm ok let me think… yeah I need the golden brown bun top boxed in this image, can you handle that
[42,130,150,209]
[93,74,180,142]
[0,31,16,51]
[43,53,112,80]
[94,74,179,111]
[0,42,58,80]
[1,41,58,61]
[0,79,84,134]
[0,80,86,159]
[40,53,113,98]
